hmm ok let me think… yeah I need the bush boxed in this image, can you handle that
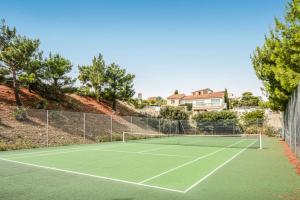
[193,110,237,121]
[128,99,147,109]
[262,126,280,137]
[160,106,189,120]
[0,140,38,151]
[76,86,95,97]
[240,110,265,126]
[193,111,238,134]
[12,107,27,121]
[182,103,192,111]
[35,99,48,109]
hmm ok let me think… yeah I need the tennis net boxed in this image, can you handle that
[122,132,262,149]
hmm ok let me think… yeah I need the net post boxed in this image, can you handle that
[122,132,125,143]
[259,131,263,149]
[257,118,262,149]
[83,112,86,142]
[46,110,49,147]
[110,115,113,142]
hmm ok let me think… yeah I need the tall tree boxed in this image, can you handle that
[103,63,135,110]
[0,20,40,106]
[78,54,106,101]
[239,92,260,107]
[224,88,230,109]
[19,52,43,92]
[43,53,74,95]
[251,0,300,111]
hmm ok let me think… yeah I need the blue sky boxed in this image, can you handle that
[1,0,287,98]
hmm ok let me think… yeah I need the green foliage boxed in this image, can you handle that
[0,67,9,82]
[239,92,260,107]
[262,126,280,137]
[251,0,300,111]
[102,63,135,110]
[0,19,40,106]
[78,54,106,101]
[224,88,230,109]
[77,86,95,97]
[35,99,48,109]
[0,139,38,151]
[193,110,237,122]
[19,52,43,92]
[193,111,238,134]
[231,92,261,107]
[160,106,189,120]
[128,98,146,109]
[43,53,75,94]
[182,103,192,111]
[240,110,265,126]
[240,110,265,134]
[12,107,27,120]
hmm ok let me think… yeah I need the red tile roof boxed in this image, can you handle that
[167,94,185,100]
[167,91,225,100]
[183,92,224,100]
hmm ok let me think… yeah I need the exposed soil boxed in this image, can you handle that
[281,140,300,175]
[0,84,151,149]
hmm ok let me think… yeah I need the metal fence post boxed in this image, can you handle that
[46,110,49,147]
[146,114,149,130]
[158,118,161,133]
[83,112,86,142]
[130,116,133,133]
[110,115,113,142]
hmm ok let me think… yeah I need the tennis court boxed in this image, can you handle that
[0,133,261,193]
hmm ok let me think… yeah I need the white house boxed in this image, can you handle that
[167,88,226,113]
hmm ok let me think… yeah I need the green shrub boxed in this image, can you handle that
[182,103,192,111]
[0,140,38,151]
[77,86,95,97]
[12,107,27,121]
[160,106,189,120]
[193,111,238,134]
[262,126,280,137]
[240,110,265,126]
[193,110,237,122]
[35,99,48,109]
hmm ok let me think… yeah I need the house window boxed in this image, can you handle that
[195,100,205,106]
[171,100,175,104]
[211,99,220,105]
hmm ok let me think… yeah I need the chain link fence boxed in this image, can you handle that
[283,82,300,159]
[1,109,262,148]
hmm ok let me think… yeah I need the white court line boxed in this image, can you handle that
[1,143,123,158]
[100,149,192,158]
[0,157,185,194]
[4,143,191,160]
[4,144,134,159]
[183,140,257,193]
[139,139,247,184]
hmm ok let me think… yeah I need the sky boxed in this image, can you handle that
[1,0,287,99]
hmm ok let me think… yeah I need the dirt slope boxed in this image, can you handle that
[0,85,150,149]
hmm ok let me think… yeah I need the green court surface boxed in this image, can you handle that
[0,137,299,200]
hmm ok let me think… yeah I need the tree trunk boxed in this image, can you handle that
[28,84,33,93]
[112,100,117,111]
[12,70,22,106]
